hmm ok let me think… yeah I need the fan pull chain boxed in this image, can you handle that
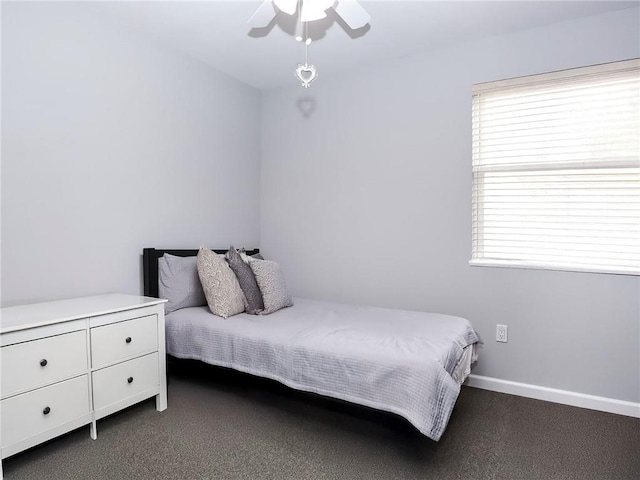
[294,10,317,88]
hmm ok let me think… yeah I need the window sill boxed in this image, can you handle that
[468,259,639,276]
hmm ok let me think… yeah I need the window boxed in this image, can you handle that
[471,59,640,275]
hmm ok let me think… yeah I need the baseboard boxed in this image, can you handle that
[466,374,640,418]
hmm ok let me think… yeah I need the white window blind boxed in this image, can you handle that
[471,59,640,275]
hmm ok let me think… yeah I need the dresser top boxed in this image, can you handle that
[0,294,166,334]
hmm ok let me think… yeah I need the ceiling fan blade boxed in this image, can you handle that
[334,0,370,29]
[248,0,277,27]
[273,0,298,16]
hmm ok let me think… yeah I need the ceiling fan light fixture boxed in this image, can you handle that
[300,0,334,22]
[248,0,370,30]
[273,0,297,16]
[300,6,327,23]
[248,0,371,87]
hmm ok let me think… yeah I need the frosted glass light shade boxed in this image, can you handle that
[300,0,334,22]
[273,0,297,15]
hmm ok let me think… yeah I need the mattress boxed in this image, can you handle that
[165,297,480,441]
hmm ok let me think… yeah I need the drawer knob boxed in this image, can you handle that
[43,406,51,415]
[127,377,134,384]
[125,337,132,344]
[40,359,48,367]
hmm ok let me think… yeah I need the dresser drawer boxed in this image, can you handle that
[91,315,157,368]
[92,352,159,410]
[1,375,90,448]
[1,330,87,398]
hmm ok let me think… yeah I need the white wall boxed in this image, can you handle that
[1,2,261,306]
[261,8,640,403]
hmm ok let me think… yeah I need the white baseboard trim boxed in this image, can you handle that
[466,374,640,419]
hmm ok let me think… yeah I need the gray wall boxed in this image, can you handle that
[1,2,261,306]
[261,8,640,402]
[2,3,638,404]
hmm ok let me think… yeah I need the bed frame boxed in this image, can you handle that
[142,248,260,298]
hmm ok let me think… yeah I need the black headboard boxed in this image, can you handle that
[142,248,260,298]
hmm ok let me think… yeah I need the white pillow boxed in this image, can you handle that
[249,259,293,315]
[197,247,245,318]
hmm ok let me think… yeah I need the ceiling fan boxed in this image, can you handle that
[248,0,370,88]
[248,0,371,30]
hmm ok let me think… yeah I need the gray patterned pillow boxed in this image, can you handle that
[197,247,245,318]
[158,254,206,315]
[225,246,264,315]
[249,259,293,315]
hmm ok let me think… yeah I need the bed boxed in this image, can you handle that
[143,248,480,441]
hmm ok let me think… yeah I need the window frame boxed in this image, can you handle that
[470,59,640,276]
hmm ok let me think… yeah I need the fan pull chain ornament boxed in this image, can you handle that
[295,64,317,88]
[295,23,317,88]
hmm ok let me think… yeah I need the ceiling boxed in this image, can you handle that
[96,1,638,90]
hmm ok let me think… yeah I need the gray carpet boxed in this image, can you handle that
[3,361,639,479]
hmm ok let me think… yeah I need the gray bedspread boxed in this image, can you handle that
[166,297,480,440]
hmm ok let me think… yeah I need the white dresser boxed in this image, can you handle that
[0,294,167,478]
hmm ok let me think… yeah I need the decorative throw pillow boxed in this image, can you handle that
[158,254,207,315]
[225,246,264,315]
[239,250,264,262]
[197,247,245,318]
[249,259,293,315]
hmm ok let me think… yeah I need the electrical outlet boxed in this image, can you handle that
[496,324,508,343]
